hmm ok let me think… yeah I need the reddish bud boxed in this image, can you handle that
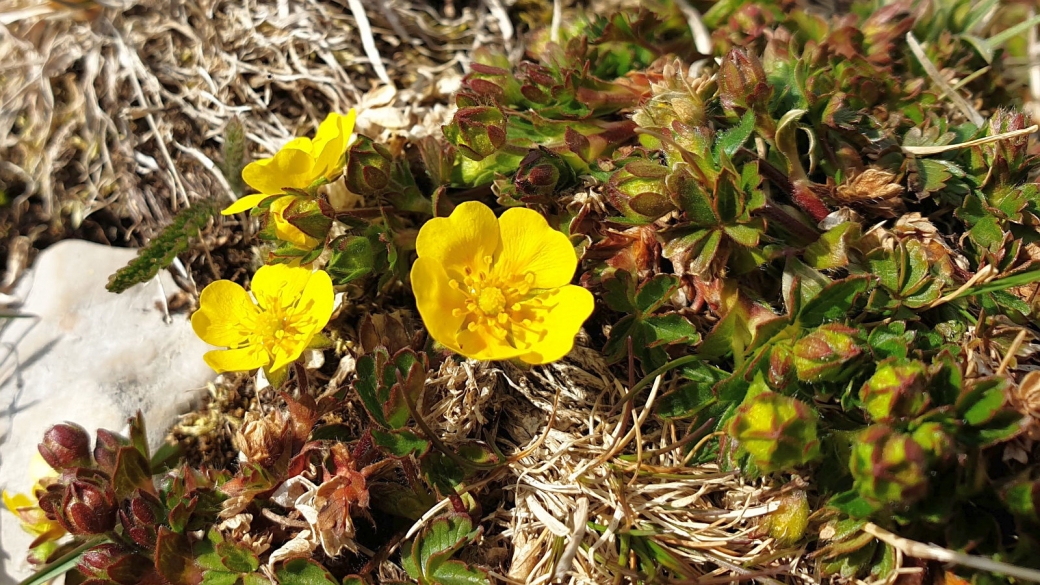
[58,477,117,535]
[791,324,863,383]
[859,358,930,422]
[606,160,675,223]
[119,490,164,548]
[93,429,129,474]
[39,423,92,471]
[442,106,507,161]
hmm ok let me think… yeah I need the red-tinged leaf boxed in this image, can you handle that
[155,527,202,585]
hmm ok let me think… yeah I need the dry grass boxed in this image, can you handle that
[0,0,509,284]
[455,346,801,584]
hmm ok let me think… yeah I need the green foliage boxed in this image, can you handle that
[401,512,491,585]
[106,201,218,293]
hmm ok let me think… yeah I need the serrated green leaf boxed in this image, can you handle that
[797,277,869,328]
[371,428,431,458]
[275,559,339,585]
[713,110,755,163]
[430,560,492,585]
[635,274,680,314]
[327,235,376,285]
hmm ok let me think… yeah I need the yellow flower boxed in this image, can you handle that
[222,109,357,216]
[410,201,594,364]
[2,453,65,547]
[191,264,335,379]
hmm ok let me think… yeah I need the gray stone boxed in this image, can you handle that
[0,240,214,583]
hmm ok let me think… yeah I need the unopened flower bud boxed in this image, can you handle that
[344,136,393,196]
[718,48,771,113]
[859,358,930,422]
[78,543,154,585]
[35,481,65,519]
[93,429,129,474]
[39,423,92,471]
[442,106,507,161]
[512,148,576,201]
[119,490,164,548]
[59,477,117,535]
[727,392,821,472]
[910,422,955,465]
[791,324,863,383]
[606,160,675,223]
[850,425,929,505]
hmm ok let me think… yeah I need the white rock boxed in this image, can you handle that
[0,240,214,584]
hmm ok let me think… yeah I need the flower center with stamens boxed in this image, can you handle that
[251,300,308,354]
[478,287,507,315]
[448,257,547,349]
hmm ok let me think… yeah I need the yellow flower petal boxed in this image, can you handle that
[519,285,594,365]
[415,201,502,276]
[271,196,321,250]
[249,264,311,312]
[203,346,269,373]
[241,141,318,195]
[3,490,31,514]
[192,280,260,347]
[495,207,578,290]
[222,193,273,216]
[311,110,357,176]
[294,269,335,327]
[410,257,468,353]
[455,327,528,361]
[28,453,55,486]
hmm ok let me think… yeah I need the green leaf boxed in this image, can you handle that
[635,274,680,314]
[657,362,727,419]
[642,314,700,346]
[805,222,858,269]
[957,378,1007,425]
[275,559,339,585]
[155,527,203,585]
[430,561,492,585]
[404,513,483,584]
[713,110,755,163]
[354,350,391,428]
[327,235,376,285]
[602,270,638,313]
[371,428,431,458]
[111,446,155,500]
[797,277,869,328]
[107,201,219,293]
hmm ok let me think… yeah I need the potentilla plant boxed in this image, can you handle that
[12,1,1040,584]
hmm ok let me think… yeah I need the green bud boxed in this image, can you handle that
[718,48,771,114]
[344,136,393,196]
[910,422,954,465]
[763,490,810,546]
[605,160,675,223]
[442,106,507,161]
[791,324,863,383]
[850,425,929,505]
[511,148,576,202]
[858,358,930,422]
[727,392,821,472]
